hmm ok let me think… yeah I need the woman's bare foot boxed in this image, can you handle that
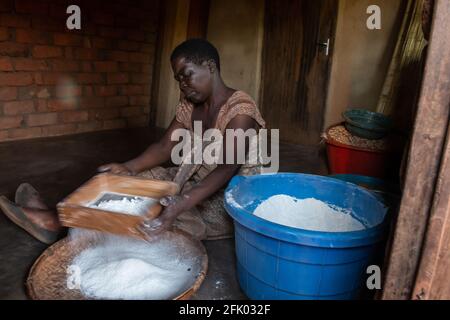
[15,183,49,210]
[0,196,61,244]
[15,183,61,230]
[21,207,61,232]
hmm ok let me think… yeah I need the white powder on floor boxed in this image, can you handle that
[253,195,365,232]
[71,234,201,300]
[88,195,158,216]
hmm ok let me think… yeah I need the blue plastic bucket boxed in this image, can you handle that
[224,173,389,300]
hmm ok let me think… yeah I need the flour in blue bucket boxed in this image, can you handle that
[253,195,365,232]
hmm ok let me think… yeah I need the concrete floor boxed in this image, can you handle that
[0,127,327,300]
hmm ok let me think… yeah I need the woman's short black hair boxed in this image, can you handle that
[170,38,221,72]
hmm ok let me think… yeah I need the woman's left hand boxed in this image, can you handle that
[137,195,187,241]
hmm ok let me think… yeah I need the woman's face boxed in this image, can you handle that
[171,56,213,104]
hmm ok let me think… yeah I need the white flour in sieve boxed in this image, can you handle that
[88,195,158,216]
[253,195,365,232]
[71,234,200,300]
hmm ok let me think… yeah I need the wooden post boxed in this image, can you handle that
[413,126,450,299]
[381,0,450,299]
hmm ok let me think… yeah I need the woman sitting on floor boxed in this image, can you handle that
[0,39,266,244]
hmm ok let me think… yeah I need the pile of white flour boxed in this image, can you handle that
[88,195,158,216]
[253,195,365,232]
[71,233,200,300]
[69,194,202,300]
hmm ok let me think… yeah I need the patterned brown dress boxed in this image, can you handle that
[138,90,266,240]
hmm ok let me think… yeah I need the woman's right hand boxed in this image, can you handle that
[97,163,133,175]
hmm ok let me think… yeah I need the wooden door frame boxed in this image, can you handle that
[149,0,211,128]
[187,0,211,39]
[149,0,166,127]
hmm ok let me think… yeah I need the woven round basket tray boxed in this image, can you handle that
[26,231,208,300]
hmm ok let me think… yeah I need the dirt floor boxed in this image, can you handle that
[0,127,327,300]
